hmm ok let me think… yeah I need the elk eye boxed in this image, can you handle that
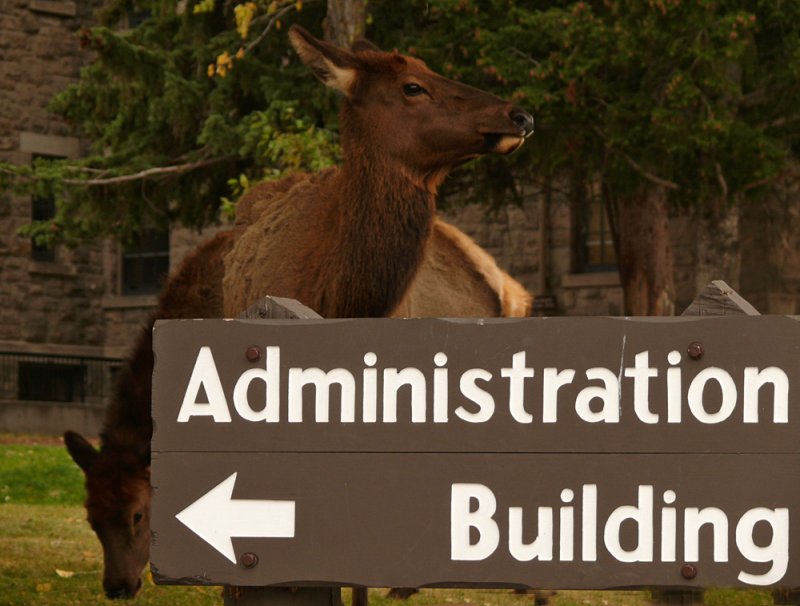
[133,511,143,525]
[402,83,427,97]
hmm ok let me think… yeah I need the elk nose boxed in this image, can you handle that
[510,108,534,137]
[104,586,130,600]
[104,577,141,599]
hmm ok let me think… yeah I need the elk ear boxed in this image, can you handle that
[350,38,381,54]
[64,430,98,474]
[289,25,358,96]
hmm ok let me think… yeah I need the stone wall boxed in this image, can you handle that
[442,184,625,317]
[0,0,108,355]
[102,226,227,356]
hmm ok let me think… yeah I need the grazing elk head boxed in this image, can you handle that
[65,431,151,600]
[289,26,534,188]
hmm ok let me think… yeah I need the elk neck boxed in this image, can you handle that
[322,143,442,318]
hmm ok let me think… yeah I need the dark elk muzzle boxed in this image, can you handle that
[104,575,142,600]
[510,108,535,138]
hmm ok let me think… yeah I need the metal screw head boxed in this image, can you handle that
[245,346,261,363]
[240,552,259,569]
[681,563,698,580]
[687,342,704,360]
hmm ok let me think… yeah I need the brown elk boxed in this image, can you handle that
[234,178,533,318]
[64,231,233,599]
[222,26,533,317]
[64,26,533,599]
[63,219,530,599]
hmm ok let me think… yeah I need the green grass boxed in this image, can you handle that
[1,443,86,505]
[0,438,778,605]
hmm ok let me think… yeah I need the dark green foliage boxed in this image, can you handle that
[2,1,799,244]
[2,0,338,245]
[372,0,800,207]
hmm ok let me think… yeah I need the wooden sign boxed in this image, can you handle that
[151,315,800,589]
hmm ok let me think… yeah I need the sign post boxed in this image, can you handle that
[151,291,800,598]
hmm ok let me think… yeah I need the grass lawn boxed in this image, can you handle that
[0,436,776,605]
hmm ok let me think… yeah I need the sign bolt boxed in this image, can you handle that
[681,563,697,580]
[687,342,704,360]
[240,552,259,569]
[246,346,262,363]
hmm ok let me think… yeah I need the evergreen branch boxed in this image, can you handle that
[62,155,237,187]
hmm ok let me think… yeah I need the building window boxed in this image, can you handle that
[121,229,170,295]
[18,362,84,402]
[575,182,617,273]
[30,194,56,262]
[30,154,58,263]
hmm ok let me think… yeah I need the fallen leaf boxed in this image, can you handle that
[56,569,75,578]
[36,582,53,593]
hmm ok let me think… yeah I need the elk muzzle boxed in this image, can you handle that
[510,108,535,138]
[479,106,534,155]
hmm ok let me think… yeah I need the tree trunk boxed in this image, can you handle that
[693,201,741,294]
[324,0,365,47]
[612,187,676,316]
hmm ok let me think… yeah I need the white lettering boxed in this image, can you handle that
[743,367,789,423]
[685,507,728,562]
[232,346,280,422]
[451,484,500,561]
[576,368,620,423]
[383,368,427,423]
[542,368,576,423]
[456,369,495,423]
[287,367,355,423]
[604,485,653,562]
[501,351,534,423]
[736,507,789,585]
[624,351,659,424]
[688,368,737,423]
[177,346,231,423]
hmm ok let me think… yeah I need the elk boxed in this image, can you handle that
[64,26,533,599]
[64,231,234,599]
[222,26,534,317]
[234,178,533,317]
[63,219,530,599]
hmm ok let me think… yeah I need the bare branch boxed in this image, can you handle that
[591,125,679,190]
[715,162,729,201]
[619,150,679,190]
[245,0,314,54]
[62,155,236,187]
[742,166,800,192]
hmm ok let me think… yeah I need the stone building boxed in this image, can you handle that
[0,0,220,434]
[2,1,798,436]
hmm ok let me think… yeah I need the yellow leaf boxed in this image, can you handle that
[217,50,232,66]
[236,47,245,60]
[276,19,281,29]
[36,583,53,593]
[296,0,302,10]
[55,569,75,578]
[207,63,215,77]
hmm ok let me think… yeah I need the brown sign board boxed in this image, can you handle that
[151,316,800,589]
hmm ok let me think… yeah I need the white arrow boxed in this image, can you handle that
[175,472,295,563]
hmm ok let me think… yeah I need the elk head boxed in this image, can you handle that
[289,26,534,188]
[64,431,151,600]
